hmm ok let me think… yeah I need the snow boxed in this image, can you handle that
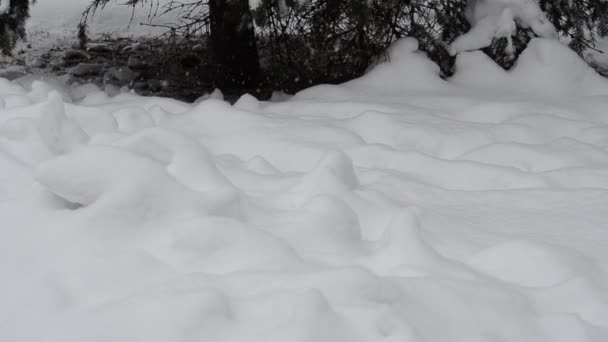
[450,0,557,55]
[0,0,9,15]
[2,34,608,341]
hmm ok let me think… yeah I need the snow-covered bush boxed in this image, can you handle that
[450,0,557,56]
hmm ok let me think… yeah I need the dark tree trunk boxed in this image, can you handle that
[0,0,32,55]
[209,0,260,89]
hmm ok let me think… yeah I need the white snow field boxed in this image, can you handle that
[2,37,608,341]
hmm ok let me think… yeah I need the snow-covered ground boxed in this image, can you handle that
[1,35,608,341]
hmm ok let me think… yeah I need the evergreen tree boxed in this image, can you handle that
[83,0,260,89]
[208,0,260,88]
[540,0,608,53]
[0,0,34,55]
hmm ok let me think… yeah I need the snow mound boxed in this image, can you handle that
[467,240,589,287]
[352,37,446,92]
[296,37,446,99]
[114,128,235,195]
[452,38,608,96]
[282,151,359,208]
[34,146,222,218]
[298,37,608,102]
[512,39,608,95]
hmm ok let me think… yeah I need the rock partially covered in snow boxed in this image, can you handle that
[69,63,103,77]
[27,57,47,69]
[192,44,205,52]
[104,66,138,86]
[87,43,113,53]
[128,55,149,70]
[121,42,150,54]
[0,66,28,81]
[62,49,90,61]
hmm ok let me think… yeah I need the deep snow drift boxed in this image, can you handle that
[2,38,608,341]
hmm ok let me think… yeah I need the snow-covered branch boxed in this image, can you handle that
[0,0,10,15]
[450,0,557,55]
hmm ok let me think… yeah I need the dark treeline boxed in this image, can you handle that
[2,0,608,93]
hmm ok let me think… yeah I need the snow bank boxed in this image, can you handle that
[452,39,608,96]
[296,38,447,100]
[2,36,608,341]
[297,36,608,102]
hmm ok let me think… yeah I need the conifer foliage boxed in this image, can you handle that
[0,0,35,55]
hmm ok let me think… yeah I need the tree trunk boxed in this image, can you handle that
[0,0,31,55]
[208,0,260,89]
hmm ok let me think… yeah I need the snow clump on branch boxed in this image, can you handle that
[450,0,557,55]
